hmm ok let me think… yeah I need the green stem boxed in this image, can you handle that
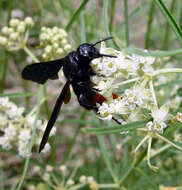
[65,0,89,31]
[153,68,182,76]
[162,0,177,49]
[16,86,43,190]
[124,0,130,46]
[23,46,39,62]
[145,1,155,49]
[180,2,182,29]
[0,51,8,93]
[0,169,4,190]
[103,0,110,37]
[0,0,12,93]
[124,47,182,57]
[62,111,86,164]
[154,0,182,45]
[119,147,147,186]
[99,183,118,189]
[97,135,119,184]
[109,0,116,33]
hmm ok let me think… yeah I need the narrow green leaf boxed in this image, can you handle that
[124,0,130,46]
[103,0,110,37]
[154,0,182,45]
[16,86,43,190]
[82,119,150,135]
[124,47,182,57]
[0,92,33,98]
[65,0,89,31]
[97,135,119,184]
[145,1,155,49]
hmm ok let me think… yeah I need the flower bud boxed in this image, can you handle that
[64,44,71,51]
[53,43,59,50]
[79,175,87,183]
[9,18,20,27]
[46,165,53,172]
[56,48,63,55]
[61,39,67,46]
[9,32,19,40]
[0,36,8,46]
[17,24,25,33]
[45,45,52,54]
[67,179,75,186]
[2,26,10,35]
[24,17,34,27]
[59,165,67,176]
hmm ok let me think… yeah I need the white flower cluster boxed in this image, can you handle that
[0,97,56,157]
[91,43,165,126]
[0,17,34,51]
[92,43,182,170]
[30,164,98,190]
[92,43,155,79]
[39,26,71,60]
[92,44,154,123]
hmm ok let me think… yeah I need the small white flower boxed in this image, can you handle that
[67,179,75,186]
[0,136,12,150]
[79,175,87,183]
[87,176,94,183]
[46,165,53,172]
[56,48,63,55]
[27,114,36,126]
[151,104,169,124]
[42,173,50,181]
[147,104,169,134]
[18,142,31,157]
[4,123,16,140]
[0,36,8,46]
[9,18,20,27]
[24,17,34,27]
[59,165,67,176]
[18,129,31,142]
[176,112,182,123]
[64,44,71,51]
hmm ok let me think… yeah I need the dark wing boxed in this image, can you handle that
[22,59,65,84]
[39,79,71,153]
[63,86,71,104]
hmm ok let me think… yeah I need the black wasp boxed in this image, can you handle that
[22,37,117,152]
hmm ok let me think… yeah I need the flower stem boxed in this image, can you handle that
[134,135,149,153]
[16,86,43,190]
[147,137,158,171]
[149,80,158,107]
[113,77,140,88]
[124,0,130,46]
[99,183,118,189]
[156,133,182,150]
[24,45,39,63]
[153,68,182,76]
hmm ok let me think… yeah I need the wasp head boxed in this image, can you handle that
[77,43,100,61]
[77,37,117,62]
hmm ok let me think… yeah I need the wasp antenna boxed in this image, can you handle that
[99,53,117,58]
[92,36,113,46]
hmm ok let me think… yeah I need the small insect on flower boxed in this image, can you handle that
[22,37,119,153]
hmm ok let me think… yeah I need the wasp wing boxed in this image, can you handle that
[39,79,71,152]
[22,59,65,84]
[63,86,71,104]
